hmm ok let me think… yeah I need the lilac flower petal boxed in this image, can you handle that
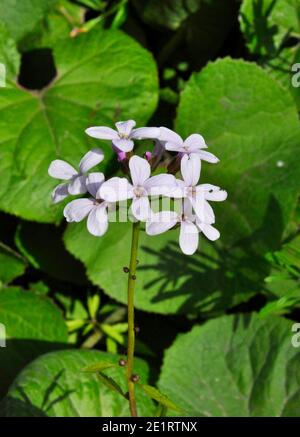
[68,175,87,195]
[51,183,69,204]
[129,155,151,186]
[48,159,77,180]
[100,177,134,202]
[146,211,178,236]
[86,172,105,198]
[196,150,219,163]
[87,205,108,237]
[115,120,136,136]
[184,134,207,151]
[85,126,118,140]
[165,141,183,152]
[131,196,151,221]
[130,127,160,139]
[79,148,104,173]
[159,127,183,145]
[198,222,220,241]
[197,183,220,192]
[63,198,94,222]
[112,138,134,152]
[144,174,176,196]
[179,221,199,255]
[194,199,215,224]
[181,154,201,187]
[204,189,227,202]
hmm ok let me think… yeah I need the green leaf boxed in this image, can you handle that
[139,384,182,413]
[0,28,158,222]
[96,373,125,398]
[15,222,87,285]
[264,234,300,299]
[240,0,300,56]
[0,242,26,286]
[176,59,300,246]
[0,287,68,397]
[87,293,100,319]
[0,0,53,44]
[1,350,154,416]
[81,360,117,373]
[21,0,86,51]
[158,314,300,416]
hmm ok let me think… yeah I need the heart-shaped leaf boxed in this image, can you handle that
[1,349,154,416]
[0,28,158,222]
[158,314,300,416]
[0,287,68,397]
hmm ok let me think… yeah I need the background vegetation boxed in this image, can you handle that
[0,0,300,416]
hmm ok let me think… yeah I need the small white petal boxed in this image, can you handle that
[198,222,220,241]
[79,148,104,173]
[131,197,150,221]
[48,160,77,180]
[146,211,178,235]
[130,127,160,139]
[181,154,201,186]
[196,150,219,163]
[112,138,134,152]
[51,183,69,204]
[86,172,105,198]
[87,205,108,236]
[63,198,94,222]
[129,155,151,186]
[204,189,227,202]
[68,175,87,195]
[85,126,118,140]
[144,174,176,196]
[165,141,183,152]
[100,177,134,202]
[179,221,199,255]
[197,183,220,192]
[115,120,136,136]
[184,134,207,151]
[159,127,183,145]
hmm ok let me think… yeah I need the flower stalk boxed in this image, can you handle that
[126,220,140,417]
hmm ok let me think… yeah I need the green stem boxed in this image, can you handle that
[126,221,140,417]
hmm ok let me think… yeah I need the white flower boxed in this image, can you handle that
[166,154,227,223]
[48,148,104,203]
[85,120,160,153]
[100,155,176,221]
[63,173,113,237]
[159,127,219,163]
[146,200,220,255]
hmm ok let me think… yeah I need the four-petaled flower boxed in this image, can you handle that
[159,127,219,163]
[85,120,160,153]
[63,172,113,236]
[169,154,227,223]
[48,148,104,203]
[100,155,176,221]
[146,200,220,255]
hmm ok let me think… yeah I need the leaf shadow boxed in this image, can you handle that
[139,196,284,315]
[240,0,280,56]
[0,369,75,417]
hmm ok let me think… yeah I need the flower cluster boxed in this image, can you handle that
[48,120,227,255]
